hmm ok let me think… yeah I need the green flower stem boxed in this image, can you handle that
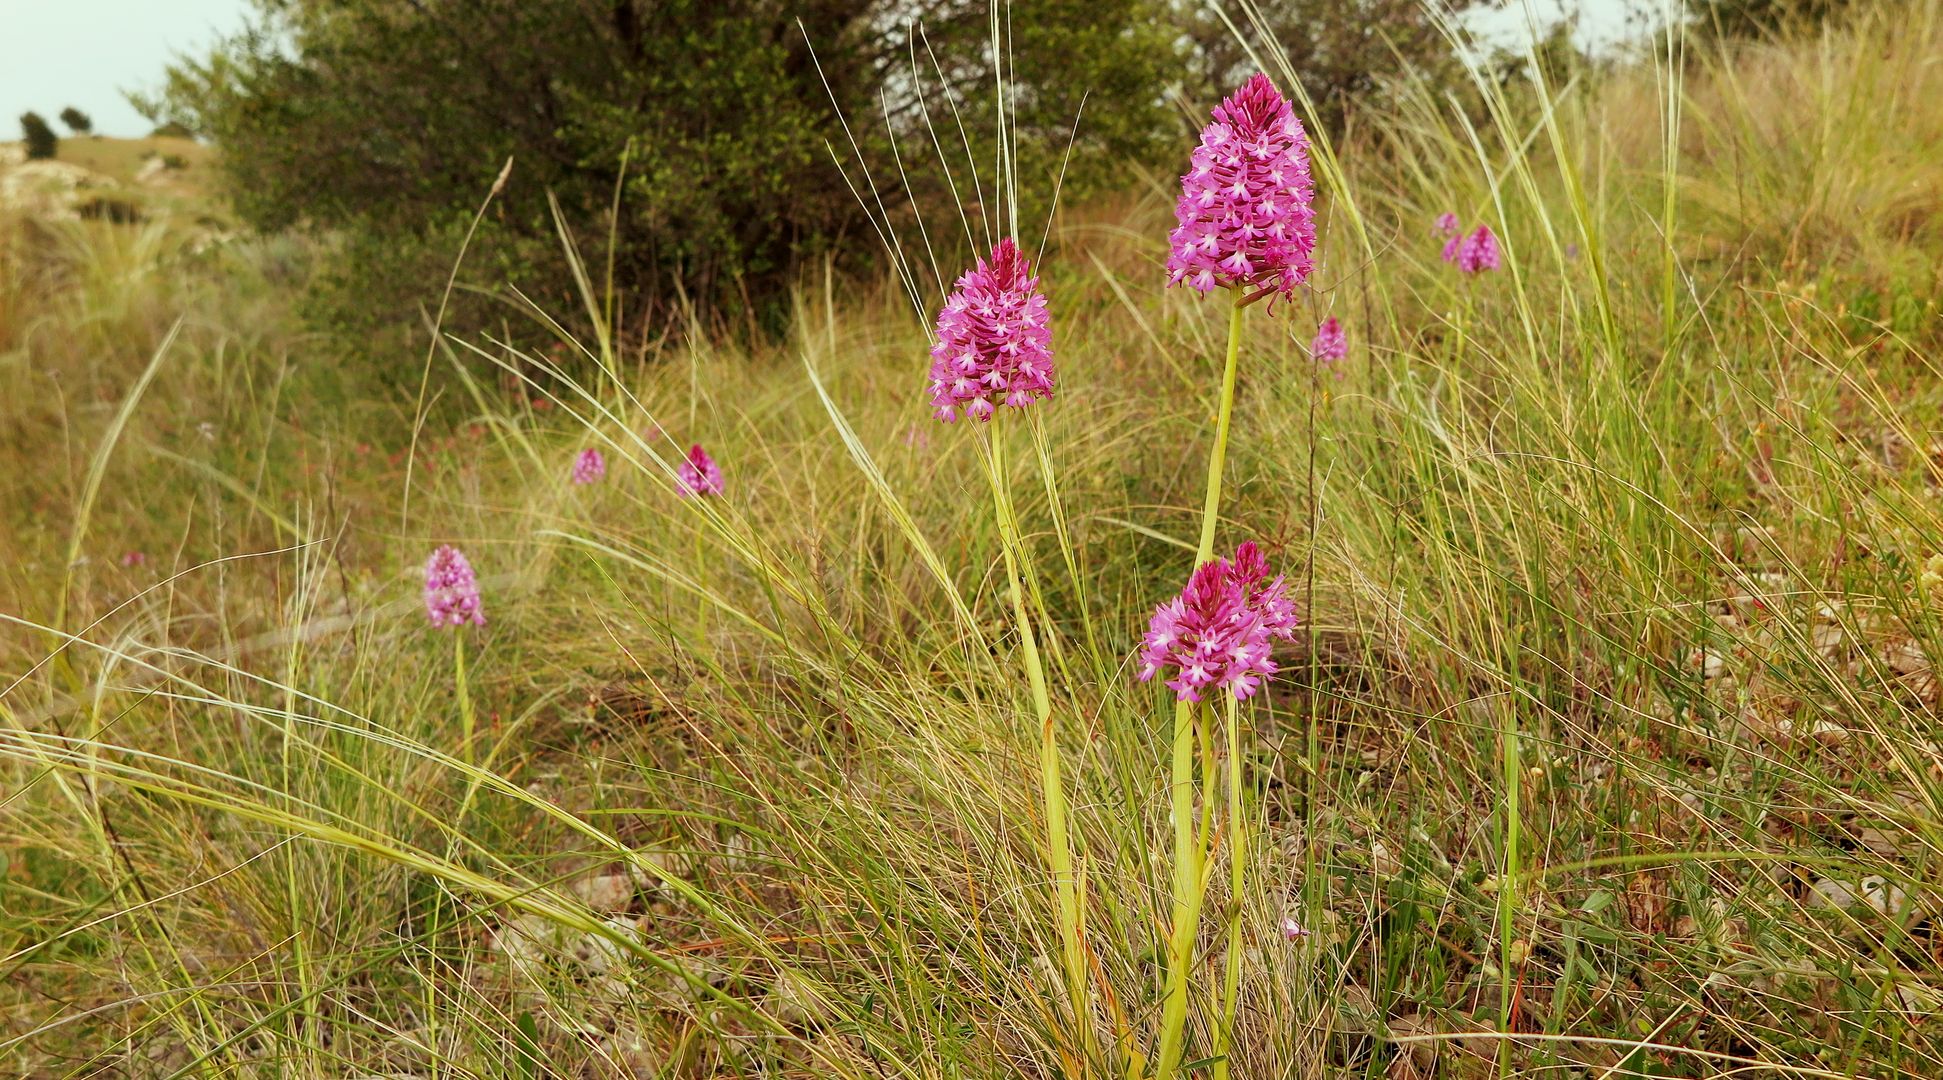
[694,524,707,633]
[454,631,475,762]
[984,425,1094,1072]
[1212,692,1245,1080]
[1156,287,1248,1080]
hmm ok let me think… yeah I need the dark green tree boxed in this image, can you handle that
[1687,0,1856,39]
[139,0,1178,338]
[19,112,57,159]
[1176,0,1481,138]
[58,107,92,135]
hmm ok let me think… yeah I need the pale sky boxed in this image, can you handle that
[1468,0,1665,53]
[1,0,254,137]
[0,0,1652,142]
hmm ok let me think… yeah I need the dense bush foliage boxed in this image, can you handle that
[1688,0,1858,37]
[139,0,1484,346]
[58,107,92,135]
[139,0,1180,341]
[1179,0,1467,136]
[19,112,57,160]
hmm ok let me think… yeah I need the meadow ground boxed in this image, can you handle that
[4,4,1943,1077]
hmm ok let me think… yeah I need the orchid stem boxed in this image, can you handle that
[1156,287,1247,1080]
[454,631,474,764]
[1213,692,1245,1080]
[694,525,706,634]
[985,424,1093,1073]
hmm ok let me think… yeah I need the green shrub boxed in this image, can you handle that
[58,107,92,135]
[19,112,57,160]
[139,0,1178,340]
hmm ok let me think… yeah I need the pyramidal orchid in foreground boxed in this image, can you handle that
[1310,316,1348,364]
[927,237,1054,423]
[676,444,724,497]
[424,545,485,628]
[1156,77,1322,1080]
[571,447,606,485]
[1139,541,1300,702]
[928,237,1089,1060]
[1166,73,1317,299]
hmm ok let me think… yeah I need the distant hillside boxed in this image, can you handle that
[0,134,216,220]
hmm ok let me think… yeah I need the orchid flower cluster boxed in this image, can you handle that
[571,447,606,484]
[1165,73,1317,297]
[1310,316,1348,365]
[926,237,1055,422]
[676,443,725,497]
[423,544,486,628]
[1138,541,1300,702]
[1439,214,1502,274]
[909,72,1354,1080]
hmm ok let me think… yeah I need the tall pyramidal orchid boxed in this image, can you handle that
[1155,72,1321,1080]
[929,238,1090,1064]
[1145,542,1301,1080]
[1166,73,1317,299]
[571,447,606,485]
[927,237,1054,423]
[676,444,724,497]
[1310,316,1348,365]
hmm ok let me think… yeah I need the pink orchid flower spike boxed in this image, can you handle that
[571,447,606,485]
[676,443,724,497]
[927,238,1055,423]
[1138,541,1301,702]
[424,545,485,628]
[1166,73,1318,299]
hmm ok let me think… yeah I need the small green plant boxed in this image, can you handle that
[58,107,92,136]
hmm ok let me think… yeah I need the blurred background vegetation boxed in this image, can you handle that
[129,0,1478,347]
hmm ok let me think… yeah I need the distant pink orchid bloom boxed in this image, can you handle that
[1166,73,1317,298]
[1281,917,1312,942]
[1309,316,1347,364]
[927,238,1055,423]
[571,447,606,485]
[676,444,724,497]
[1434,211,1460,236]
[1455,224,1501,274]
[120,551,147,568]
[1138,541,1300,702]
[424,545,485,628]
